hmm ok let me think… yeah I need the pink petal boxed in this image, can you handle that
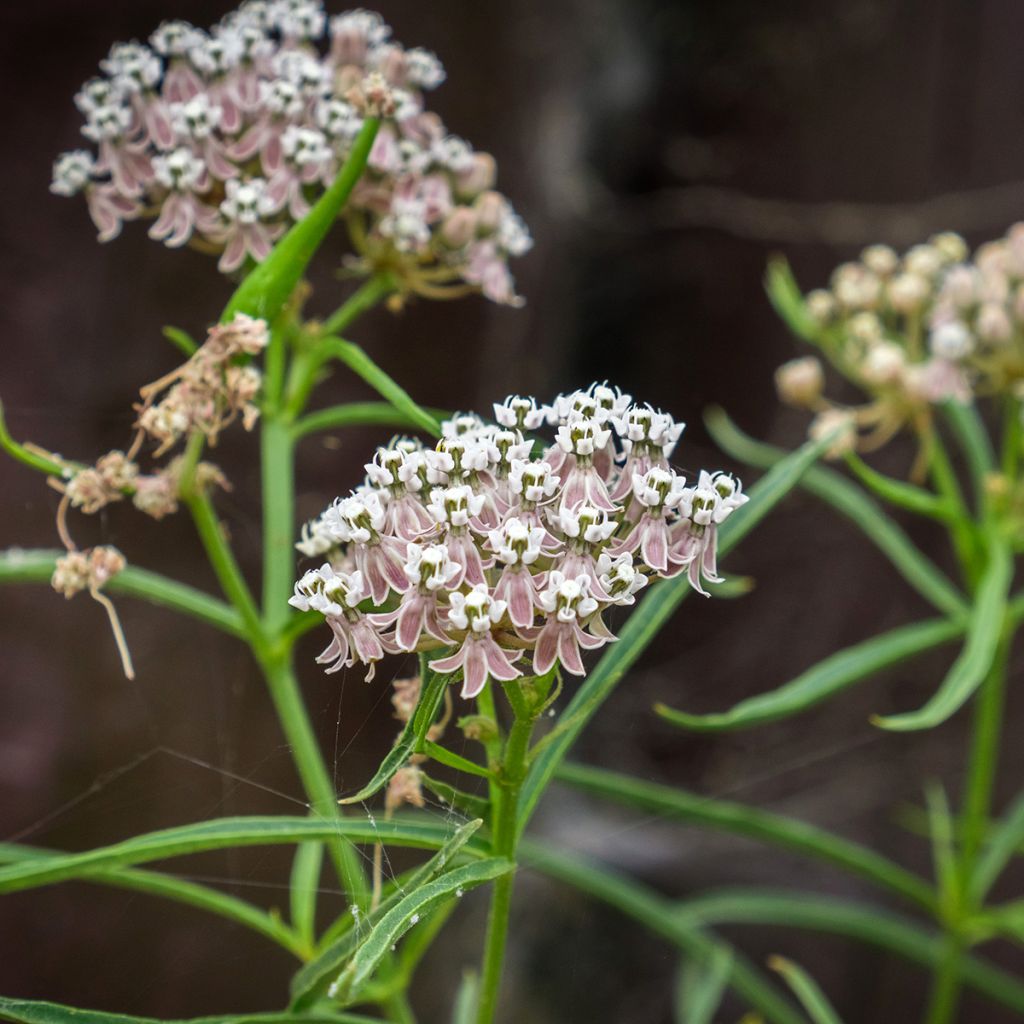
[460,640,489,699]
[532,623,559,676]
[557,625,585,676]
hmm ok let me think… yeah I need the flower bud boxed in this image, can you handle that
[809,408,857,459]
[439,206,477,247]
[774,356,824,408]
[455,152,496,200]
[905,244,943,279]
[929,320,973,361]
[977,303,1012,345]
[473,190,507,234]
[941,265,978,308]
[832,263,881,310]
[930,232,967,264]
[860,341,905,386]
[887,272,929,313]
[805,289,835,324]
[861,244,898,276]
[847,312,882,344]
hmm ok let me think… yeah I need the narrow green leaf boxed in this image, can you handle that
[338,667,450,805]
[765,257,819,342]
[423,741,494,780]
[676,948,733,1024]
[768,957,843,1024]
[292,402,451,443]
[0,842,302,957]
[705,408,969,620]
[0,399,71,477]
[970,790,1024,904]
[329,858,511,1005]
[983,900,1024,945]
[924,783,959,907]
[161,326,198,357]
[522,841,805,1024]
[672,887,1024,1013]
[420,774,490,820]
[555,762,934,910]
[291,818,483,1007]
[451,973,480,1024]
[517,432,840,838]
[656,617,964,732]
[874,539,1011,731]
[0,816,478,896]
[843,452,952,522]
[221,118,380,324]
[0,549,246,639]
[0,996,383,1024]
[320,337,442,439]
[290,839,325,952]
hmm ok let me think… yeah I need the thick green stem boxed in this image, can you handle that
[476,682,537,1024]
[321,274,394,336]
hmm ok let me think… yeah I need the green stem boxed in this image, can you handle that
[321,274,394,337]
[924,621,1012,1024]
[926,429,979,587]
[185,491,264,644]
[292,402,450,443]
[476,682,537,1024]
[260,653,370,910]
[261,413,296,634]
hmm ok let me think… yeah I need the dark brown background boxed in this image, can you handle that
[3,1,1024,1021]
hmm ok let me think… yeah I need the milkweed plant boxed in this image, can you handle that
[3,4,1022,1024]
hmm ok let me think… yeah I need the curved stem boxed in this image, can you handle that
[476,682,537,1024]
[292,402,450,443]
[320,274,394,337]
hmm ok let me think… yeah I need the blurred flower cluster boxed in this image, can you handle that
[289,384,748,694]
[51,1,531,303]
[775,225,1024,456]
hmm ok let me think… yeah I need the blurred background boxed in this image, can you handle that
[3,0,1024,1020]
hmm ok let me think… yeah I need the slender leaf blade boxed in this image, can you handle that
[329,858,512,1005]
[290,818,483,1007]
[765,257,819,341]
[656,617,963,732]
[451,973,480,1024]
[676,948,733,1024]
[768,957,843,1024]
[970,790,1024,903]
[0,816,475,896]
[874,539,1011,731]
[706,408,969,620]
[221,119,379,323]
[338,667,450,805]
[555,761,934,910]
[517,431,839,837]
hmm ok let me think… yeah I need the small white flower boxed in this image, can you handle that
[150,20,205,56]
[631,467,687,510]
[508,459,559,503]
[447,584,505,633]
[220,178,275,224]
[403,47,446,89]
[538,572,598,623]
[50,151,95,197]
[426,485,484,528]
[152,148,206,192]
[170,94,223,140]
[558,504,616,545]
[556,417,611,458]
[597,552,647,605]
[929,319,974,361]
[101,42,162,93]
[488,517,545,566]
[315,98,363,140]
[281,125,332,167]
[81,103,133,143]
[405,543,459,590]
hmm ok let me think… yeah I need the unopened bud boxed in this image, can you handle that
[861,244,898,276]
[473,191,507,234]
[455,152,496,200]
[775,356,824,408]
[809,408,857,459]
[805,289,835,324]
[887,272,930,313]
[930,232,967,265]
[439,206,477,248]
[860,341,906,386]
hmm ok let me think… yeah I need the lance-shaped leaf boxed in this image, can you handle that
[0,816,471,896]
[843,452,953,522]
[765,256,820,341]
[673,888,1024,1013]
[767,957,843,1024]
[451,973,480,1024]
[338,666,450,805]
[970,790,1024,904]
[517,429,838,837]
[290,818,484,1007]
[327,858,512,1006]
[317,337,442,438]
[706,408,969,620]
[555,761,934,910]
[220,118,379,324]
[0,996,383,1024]
[874,538,1012,731]
[675,948,733,1024]
[657,617,964,732]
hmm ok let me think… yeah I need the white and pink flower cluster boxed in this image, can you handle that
[776,225,1024,454]
[50,2,531,302]
[289,385,748,697]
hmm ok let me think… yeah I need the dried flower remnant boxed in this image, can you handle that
[51,546,135,680]
[293,385,749,696]
[51,2,532,305]
[774,225,1024,460]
